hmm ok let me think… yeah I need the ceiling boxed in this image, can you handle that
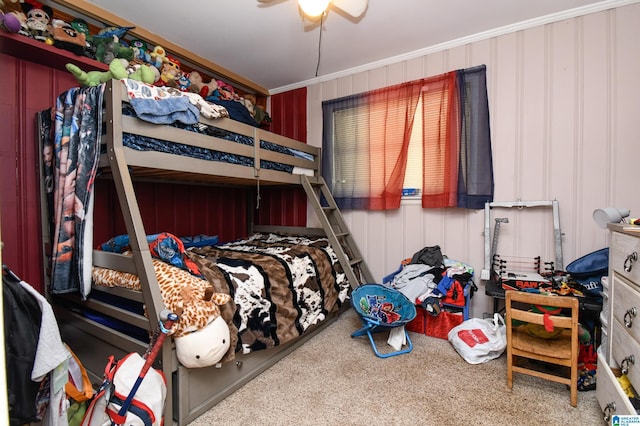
[74,0,629,93]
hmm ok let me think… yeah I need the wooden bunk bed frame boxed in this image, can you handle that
[42,79,375,425]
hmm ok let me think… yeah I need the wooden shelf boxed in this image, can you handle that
[0,31,107,73]
[50,0,270,96]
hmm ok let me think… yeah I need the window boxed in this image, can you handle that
[321,65,493,210]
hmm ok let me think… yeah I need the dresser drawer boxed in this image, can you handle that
[596,353,636,419]
[611,231,640,284]
[611,319,640,386]
[612,276,640,344]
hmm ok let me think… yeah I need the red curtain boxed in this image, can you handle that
[421,71,460,208]
[367,82,423,209]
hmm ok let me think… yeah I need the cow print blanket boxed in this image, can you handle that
[186,233,356,356]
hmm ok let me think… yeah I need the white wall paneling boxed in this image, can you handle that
[308,3,640,317]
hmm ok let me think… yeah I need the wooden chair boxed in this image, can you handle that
[505,290,579,407]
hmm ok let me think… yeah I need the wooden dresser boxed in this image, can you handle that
[596,224,640,421]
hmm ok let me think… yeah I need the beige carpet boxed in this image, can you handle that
[188,308,602,426]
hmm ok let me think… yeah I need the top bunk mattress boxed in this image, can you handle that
[97,79,320,186]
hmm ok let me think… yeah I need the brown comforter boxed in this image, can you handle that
[186,233,356,355]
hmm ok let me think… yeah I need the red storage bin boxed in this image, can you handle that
[407,307,464,340]
[406,306,427,334]
[425,310,463,339]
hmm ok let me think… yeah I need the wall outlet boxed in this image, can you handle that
[480,269,490,280]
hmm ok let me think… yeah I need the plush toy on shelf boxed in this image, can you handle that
[66,58,156,87]
[93,25,135,64]
[1,0,29,36]
[216,80,236,100]
[175,73,192,92]
[187,71,218,98]
[50,18,86,55]
[149,45,167,69]
[22,3,53,43]
[130,38,152,64]
[156,56,181,87]
[0,10,21,33]
[70,18,96,59]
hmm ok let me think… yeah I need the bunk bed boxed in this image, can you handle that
[39,79,374,425]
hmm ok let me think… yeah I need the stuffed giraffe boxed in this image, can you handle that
[92,257,232,338]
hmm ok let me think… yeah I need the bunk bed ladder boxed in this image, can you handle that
[301,175,375,288]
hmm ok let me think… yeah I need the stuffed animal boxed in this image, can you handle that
[175,72,191,92]
[146,261,233,367]
[0,10,21,32]
[157,56,181,87]
[149,45,167,69]
[187,71,204,94]
[217,80,236,100]
[186,71,218,97]
[70,18,96,59]
[0,0,28,36]
[22,3,52,43]
[66,58,155,87]
[130,38,152,64]
[200,79,218,98]
[240,94,256,117]
[93,26,134,64]
[174,315,230,368]
[50,18,86,55]
[92,258,233,368]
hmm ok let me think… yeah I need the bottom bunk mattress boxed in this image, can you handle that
[92,233,355,363]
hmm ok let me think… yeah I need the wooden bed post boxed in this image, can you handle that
[103,79,174,422]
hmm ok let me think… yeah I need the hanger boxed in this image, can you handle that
[2,264,22,283]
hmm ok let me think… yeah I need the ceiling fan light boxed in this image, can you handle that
[298,0,330,18]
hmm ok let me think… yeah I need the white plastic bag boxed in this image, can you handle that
[447,313,506,364]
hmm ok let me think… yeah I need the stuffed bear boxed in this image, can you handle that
[187,71,204,94]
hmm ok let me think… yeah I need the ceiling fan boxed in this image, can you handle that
[257,0,368,24]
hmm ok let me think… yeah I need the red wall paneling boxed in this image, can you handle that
[1,41,308,294]
[255,87,309,227]
[93,181,249,247]
[0,54,82,292]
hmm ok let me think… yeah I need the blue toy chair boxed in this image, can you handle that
[351,283,417,358]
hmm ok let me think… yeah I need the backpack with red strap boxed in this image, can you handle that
[81,353,167,426]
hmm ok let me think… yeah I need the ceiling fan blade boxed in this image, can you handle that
[256,0,288,5]
[331,0,368,18]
